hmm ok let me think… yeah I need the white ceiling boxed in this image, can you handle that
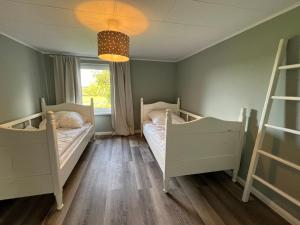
[0,0,299,62]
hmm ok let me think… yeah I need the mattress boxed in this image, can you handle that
[56,123,92,165]
[143,121,166,152]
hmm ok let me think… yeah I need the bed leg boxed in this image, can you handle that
[55,190,64,210]
[232,169,238,183]
[163,177,170,193]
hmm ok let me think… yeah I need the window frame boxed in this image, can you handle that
[80,62,111,116]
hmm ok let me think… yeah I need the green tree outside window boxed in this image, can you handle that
[82,70,111,109]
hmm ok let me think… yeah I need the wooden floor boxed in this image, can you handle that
[0,136,290,225]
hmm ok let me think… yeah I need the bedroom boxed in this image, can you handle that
[0,0,299,224]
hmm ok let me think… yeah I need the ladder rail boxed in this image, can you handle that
[265,124,300,136]
[278,64,300,70]
[242,39,288,202]
[252,175,300,208]
[258,150,300,171]
[271,96,300,101]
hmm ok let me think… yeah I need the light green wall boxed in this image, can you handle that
[176,7,300,219]
[131,60,177,128]
[0,34,51,123]
[95,114,112,132]
[95,60,177,132]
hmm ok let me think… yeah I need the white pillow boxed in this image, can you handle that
[56,111,84,128]
[39,111,85,129]
[148,110,185,125]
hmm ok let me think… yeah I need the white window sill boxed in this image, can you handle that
[95,112,111,116]
[94,108,111,116]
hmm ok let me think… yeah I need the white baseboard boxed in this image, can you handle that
[95,131,113,136]
[225,171,299,225]
[95,130,141,136]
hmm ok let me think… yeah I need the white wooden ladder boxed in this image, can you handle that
[242,38,300,208]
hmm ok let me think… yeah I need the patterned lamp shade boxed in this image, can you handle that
[97,30,129,62]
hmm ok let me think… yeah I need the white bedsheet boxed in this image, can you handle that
[143,121,166,152]
[56,123,91,165]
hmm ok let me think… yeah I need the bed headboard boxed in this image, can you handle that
[41,98,95,124]
[141,98,180,123]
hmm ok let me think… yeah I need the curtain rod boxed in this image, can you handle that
[47,54,100,61]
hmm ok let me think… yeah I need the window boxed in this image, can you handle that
[80,63,111,115]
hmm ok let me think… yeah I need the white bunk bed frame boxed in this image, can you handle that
[141,98,246,192]
[0,98,95,209]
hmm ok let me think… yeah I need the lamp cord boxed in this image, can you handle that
[108,0,117,30]
[113,0,117,16]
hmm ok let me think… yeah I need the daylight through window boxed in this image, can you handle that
[80,63,111,114]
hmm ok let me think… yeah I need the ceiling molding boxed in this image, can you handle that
[176,2,300,62]
[0,31,44,54]
[130,57,176,63]
[44,50,96,58]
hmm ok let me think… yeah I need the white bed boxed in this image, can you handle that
[0,98,95,209]
[141,98,246,192]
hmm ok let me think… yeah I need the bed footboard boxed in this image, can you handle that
[163,108,246,191]
[0,127,53,199]
[0,99,96,210]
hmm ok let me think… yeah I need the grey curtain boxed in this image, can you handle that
[110,62,135,136]
[53,56,81,104]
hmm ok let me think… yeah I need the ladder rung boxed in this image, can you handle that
[258,150,300,171]
[272,96,300,101]
[279,64,300,70]
[252,175,300,208]
[265,124,300,135]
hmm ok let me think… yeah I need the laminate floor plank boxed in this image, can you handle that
[128,135,138,148]
[0,135,292,225]
[196,176,242,225]
[131,146,152,190]
[139,144,155,162]
[201,174,258,225]
[62,154,100,225]
[177,176,226,225]
[121,137,133,162]
[209,173,289,225]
